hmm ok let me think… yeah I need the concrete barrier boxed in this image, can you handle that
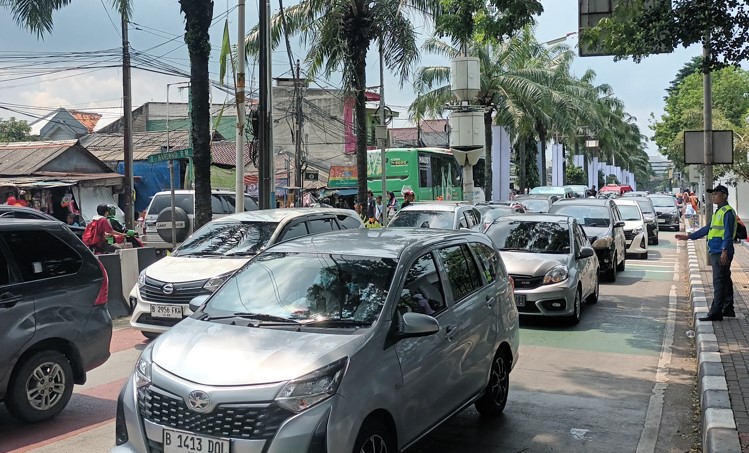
[97,247,163,318]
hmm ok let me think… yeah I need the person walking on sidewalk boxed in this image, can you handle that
[675,184,737,321]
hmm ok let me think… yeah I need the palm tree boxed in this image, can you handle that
[4,0,216,229]
[247,0,434,205]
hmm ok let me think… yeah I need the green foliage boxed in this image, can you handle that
[565,164,587,185]
[579,0,749,71]
[598,170,605,188]
[606,174,620,185]
[0,117,33,142]
[3,0,131,38]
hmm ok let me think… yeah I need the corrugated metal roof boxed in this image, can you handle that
[81,131,191,162]
[0,140,78,175]
[0,172,123,188]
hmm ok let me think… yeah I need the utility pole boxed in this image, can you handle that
[378,39,388,225]
[258,0,274,209]
[703,37,714,220]
[294,60,303,192]
[121,13,134,227]
[235,0,246,212]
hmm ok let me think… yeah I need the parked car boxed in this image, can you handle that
[625,197,659,245]
[141,190,259,249]
[567,185,589,198]
[130,208,364,339]
[613,199,649,259]
[622,191,649,197]
[484,215,599,324]
[387,202,482,230]
[476,202,525,230]
[648,194,681,231]
[513,194,557,213]
[114,228,520,453]
[0,205,85,239]
[548,198,627,282]
[598,184,633,197]
[0,219,112,422]
[528,185,576,199]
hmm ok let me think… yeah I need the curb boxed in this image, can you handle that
[687,240,742,452]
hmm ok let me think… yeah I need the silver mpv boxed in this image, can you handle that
[114,229,520,453]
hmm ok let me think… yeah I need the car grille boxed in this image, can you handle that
[657,212,675,220]
[624,230,635,240]
[138,386,292,441]
[509,275,544,290]
[134,314,182,328]
[517,302,540,313]
[141,276,209,304]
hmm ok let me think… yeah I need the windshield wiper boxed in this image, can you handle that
[300,318,372,328]
[203,312,300,324]
[224,251,258,257]
[499,247,530,252]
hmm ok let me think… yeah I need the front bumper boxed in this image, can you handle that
[512,277,577,317]
[656,213,680,230]
[623,230,647,254]
[112,373,347,453]
[129,286,199,335]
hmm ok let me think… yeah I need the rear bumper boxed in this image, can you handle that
[78,305,113,375]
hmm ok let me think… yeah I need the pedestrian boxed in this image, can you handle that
[375,195,383,223]
[386,191,399,217]
[401,189,415,209]
[366,190,376,219]
[82,204,126,254]
[675,184,737,320]
[66,213,81,227]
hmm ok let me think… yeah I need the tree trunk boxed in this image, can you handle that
[536,123,547,186]
[519,140,526,193]
[483,110,493,201]
[354,51,368,207]
[180,0,214,230]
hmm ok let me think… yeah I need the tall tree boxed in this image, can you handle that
[0,117,34,142]
[4,0,216,229]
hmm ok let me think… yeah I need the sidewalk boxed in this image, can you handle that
[688,236,749,452]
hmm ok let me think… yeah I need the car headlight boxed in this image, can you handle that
[137,270,147,288]
[632,227,643,235]
[644,214,654,222]
[275,357,348,413]
[135,349,152,389]
[592,235,613,248]
[203,272,233,293]
[543,265,569,285]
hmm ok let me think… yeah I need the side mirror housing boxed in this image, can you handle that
[614,221,625,228]
[577,246,595,260]
[189,294,210,313]
[395,312,440,340]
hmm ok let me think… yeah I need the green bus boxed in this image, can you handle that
[366,148,484,201]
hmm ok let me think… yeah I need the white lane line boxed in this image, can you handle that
[627,264,678,268]
[635,284,677,453]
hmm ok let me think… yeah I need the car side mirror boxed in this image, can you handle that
[614,221,625,228]
[189,294,210,313]
[577,246,595,260]
[396,312,440,339]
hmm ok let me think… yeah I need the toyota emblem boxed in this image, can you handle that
[186,390,210,413]
[162,283,174,295]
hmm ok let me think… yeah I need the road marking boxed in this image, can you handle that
[635,285,677,453]
[626,264,677,268]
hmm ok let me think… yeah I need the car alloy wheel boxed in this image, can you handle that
[354,419,395,453]
[359,434,388,453]
[26,361,67,411]
[568,290,581,325]
[6,350,74,422]
[475,351,510,416]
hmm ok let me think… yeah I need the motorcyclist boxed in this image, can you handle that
[106,204,143,248]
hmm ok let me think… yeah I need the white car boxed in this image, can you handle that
[129,208,364,338]
[613,199,649,259]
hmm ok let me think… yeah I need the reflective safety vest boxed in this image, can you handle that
[707,205,737,241]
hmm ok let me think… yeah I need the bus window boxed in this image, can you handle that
[419,154,432,188]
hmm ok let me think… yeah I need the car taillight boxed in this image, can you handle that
[509,276,515,293]
[94,259,109,306]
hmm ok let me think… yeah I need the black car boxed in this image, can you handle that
[548,198,627,282]
[0,205,85,240]
[0,219,112,422]
[647,195,681,231]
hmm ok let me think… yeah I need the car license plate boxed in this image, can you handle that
[163,428,230,453]
[156,221,187,229]
[657,219,666,223]
[151,304,183,319]
[514,295,526,307]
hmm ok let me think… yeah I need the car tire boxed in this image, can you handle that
[353,418,396,453]
[653,235,659,245]
[474,350,511,416]
[640,250,649,260]
[566,289,582,325]
[586,277,599,304]
[616,253,626,272]
[604,257,617,283]
[142,331,159,340]
[5,350,74,423]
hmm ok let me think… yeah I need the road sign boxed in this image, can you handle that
[147,148,193,163]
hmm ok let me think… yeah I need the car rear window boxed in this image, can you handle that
[1,230,82,281]
[389,211,454,229]
[148,194,195,215]
[173,221,280,257]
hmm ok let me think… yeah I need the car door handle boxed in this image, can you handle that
[485,295,496,308]
[0,292,22,308]
[444,325,458,342]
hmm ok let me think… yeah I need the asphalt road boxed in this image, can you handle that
[0,232,700,453]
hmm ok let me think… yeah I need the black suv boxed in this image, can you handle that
[0,219,112,422]
[0,205,86,239]
[548,198,627,282]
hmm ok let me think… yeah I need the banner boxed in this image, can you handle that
[328,165,357,188]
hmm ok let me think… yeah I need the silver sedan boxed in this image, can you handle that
[484,215,600,325]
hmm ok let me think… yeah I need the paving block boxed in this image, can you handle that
[700,361,726,377]
[704,427,741,453]
[704,408,736,430]
[703,375,729,392]
[699,339,720,353]
[703,389,732,409]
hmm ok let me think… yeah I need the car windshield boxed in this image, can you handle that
[636,201,654,214]
[148,194,194,215]
[519,199,549,212]
[204,252,397,325]
[481,207,514,224]
[486,220,571,254]
[618,205,642,221]
[529,187,563,195]
[550,205,611,227]
[389,211,454,229]
[649,197,676,207]
[173,221,279,257]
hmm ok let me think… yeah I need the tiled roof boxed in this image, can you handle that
[210,140,253,166]
[420,119,448,132]
[69,110,102,133]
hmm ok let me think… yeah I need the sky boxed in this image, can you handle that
[0,0,704,158]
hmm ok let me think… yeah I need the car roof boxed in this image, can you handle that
[613,199,638,206]
[152,189,239,196]
[0,218,65,230]
[268,228,489,259]
[551,198,611,206]
[401,202,471,212]
[211,207,359,223]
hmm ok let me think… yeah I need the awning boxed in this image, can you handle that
[327,188,358,197]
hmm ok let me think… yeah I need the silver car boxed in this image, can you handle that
[114,229,520,453]
[387,202,482,230]
[484,215,599,324]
